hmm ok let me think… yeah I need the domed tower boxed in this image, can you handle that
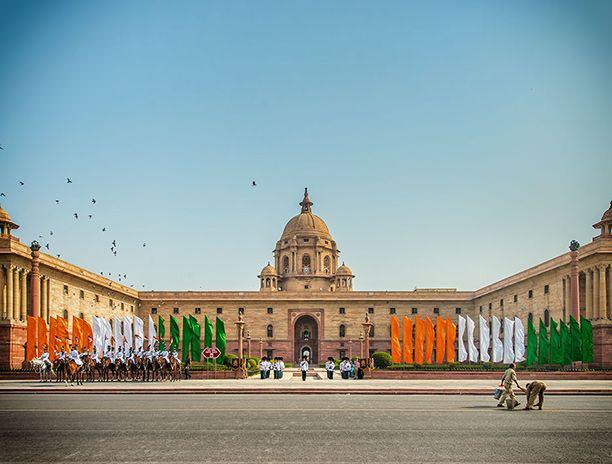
[335,262,355,291]
[0,205,19,240]
[262,188,353,292]
[593,201,612,239]
[258,262,279,292]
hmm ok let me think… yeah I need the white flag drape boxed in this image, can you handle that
[133,316,144,351]
[491,316,503,363]
[92,317,104,354]
[503,317,515,364]
[479,315,491,362]
[147,315,157,350]
[123,316,133,352]
[514,316,526,363]
[113,317,123,353]
[466,315,479,362]
[457,315,467,362]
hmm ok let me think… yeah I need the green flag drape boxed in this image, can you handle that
[526,318,538,366]
[549,318,563,365]
[215,316,226,362]
[158,316,166,351]
[560,320,571,365]
[182,316,193,360]
[538,319,550,364]
[170,316,180,351]
[189,315,202,362]
[570,316,582,362]
[580,316,593,363]
[204,315,214,363]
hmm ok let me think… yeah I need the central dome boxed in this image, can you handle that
[280,188,331,240]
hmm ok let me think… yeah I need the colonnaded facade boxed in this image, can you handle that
[1,190,611,368]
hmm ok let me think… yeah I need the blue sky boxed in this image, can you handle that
[0,1,610,291]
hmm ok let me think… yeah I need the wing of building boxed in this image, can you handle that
[1,193,610,368]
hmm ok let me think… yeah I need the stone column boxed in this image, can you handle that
[12,267,19,320]
[593,267,600,319]
[585,269,593,319]
[599,264,608,320]
[0,265,5,319]
[607,265,611,320]
[6,266,14,320]
[30,241,41,318]
[569,245,580,321]
[19,269,27,321]
[41,277,48,321]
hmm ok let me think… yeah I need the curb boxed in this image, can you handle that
[0,388,609,395]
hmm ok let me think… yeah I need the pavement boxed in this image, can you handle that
[1,368,610,395]
[0,393,610,463]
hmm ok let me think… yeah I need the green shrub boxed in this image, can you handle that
[223,353,237,368]
[372,351,393,369]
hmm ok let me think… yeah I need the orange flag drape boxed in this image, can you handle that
[56,317,70,352]
[37,317,48,356]
[49,316,57,360]
[424,316,435,364]
[435,316,446,364]
[402,316,413,364]
[81,318,93,351]
[72,316,83,350]
[414,317,424,365]
[26,316,38,362]
[390,316,401,364]
[446,316,457,363]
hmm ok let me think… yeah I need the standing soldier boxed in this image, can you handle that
[325,357,335,379]
[524,381,548,410]
[299,356,309,381]
[497,363,523,408]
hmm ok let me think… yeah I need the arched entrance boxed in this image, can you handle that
[294,314,318,364]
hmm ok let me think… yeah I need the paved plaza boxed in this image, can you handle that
[0,393,610,463]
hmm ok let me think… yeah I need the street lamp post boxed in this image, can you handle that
[234,314,246,378]
[348,339,353,359]
[359,334,364,358]
[259,338,263,359]
[362,313,373,371]
[246,331,251,358]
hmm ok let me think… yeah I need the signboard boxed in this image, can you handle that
[203,347,221,359]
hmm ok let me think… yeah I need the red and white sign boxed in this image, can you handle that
[203,347,221,359]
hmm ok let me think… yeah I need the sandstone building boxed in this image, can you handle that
[1,190,610,368]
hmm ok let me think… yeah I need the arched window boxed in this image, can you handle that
[79,312,84,319]
[302,329,310,340]
[267,324,273,338]
[282,256,290,273]
[63,309,68,320]
[265,278,271,288]
[302,254,311,273]
[528,312,533,324]
[342,278,347,287]
[339,324,346,338]
[544,309,550,326]
[323,256,331,274]
[272,278,276,287]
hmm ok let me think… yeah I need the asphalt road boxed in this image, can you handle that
[0,394,610,463]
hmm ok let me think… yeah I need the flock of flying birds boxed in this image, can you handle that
[1,142,259,291]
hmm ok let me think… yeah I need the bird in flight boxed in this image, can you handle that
[142,243,146,247]
[252,181,257,186]
[113,251,117,256]
[50,231,53,235]
[0,193,5,197]
[0,144,4,150]
[74,213,79,219]
[112,240,116,247]
[91,198,96,204]
[102,227,106,232]
[38,235,43,238]
[66,178,72,183]
[19,181,24,186]
[88,214,92,219]
[56,254,61,258]
[55,199,59,204]
[45,244,49,250]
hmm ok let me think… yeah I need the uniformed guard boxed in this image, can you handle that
[277,357,285,379]
[40,345,52,370]
[524,381,548,410]
[497,363,523,408]
[325,357,335,380]
[69,345,83,366]
[299,356,309,381]
[260,357,268,379]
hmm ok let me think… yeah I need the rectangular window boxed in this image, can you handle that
[488,303,492,310]
[238,307,245,315]
[544,285,549,294]
[216,307,223,314]
[433,307,440,315]
[195,307,201,315]
[109,299,113,308]
[130,305,134,312]
[368,307,374,314]
[63,285,68,295]
[173,307,179,315]
[389,308,396,315]
[528,290,533,299]
[121,302,124,310]
[514,294,518,303]
[500,299,504,307]
[94,294,99,303]
[455,307,462,315]
[151,308,157,315]
[303,238,309,242]
[479,306,483,314]
[79,290,84,299]
[411,307,418,314]
[339,307,345,315]
[267,307,273,314]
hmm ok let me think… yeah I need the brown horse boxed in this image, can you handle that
[53,358,66,383]
[65,359,83,386]
[101,357,114,381]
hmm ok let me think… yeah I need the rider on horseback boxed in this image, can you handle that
[40,345,53,371]
[69,345,83,366]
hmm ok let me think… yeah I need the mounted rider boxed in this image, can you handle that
[39,345,52,370]
[69,345,83,366]
[115,347,125,364]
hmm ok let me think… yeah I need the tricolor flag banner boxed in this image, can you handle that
[414,317,424,365]
[570,316,582,362]
[182,315,192,360]
[113,317,123,353]
[390,316,401,364]
[36,316,48,357]
[424,316,434,364]
[402,316,413,364]
[215,316,226,362]
[102,318,113,351]
[133,316,144,351]
[560,320,571,365]
[491,316,503,363]
[81,318,93,351]
[189,315,202,362]
[435,316,446,364]
[92,317,104,355]
[445,316,456,363]
[147,315,157,350]
[514,316,526,363]
[49,317,57,360]
[123,316,133,352]
[170,316,180,351]
[502,317,515,364]
[526,318,538,366]
[72,316,83,349]
[26,316,38,362]
[581,316,593,363]
[549,318,563,365]
[158,315,166,350]
[56,317,70,351]
[538,319,550,364]
[479,315,490,362]
[457,315,467,362]
[204,315,213,349]
[466,315,479,362]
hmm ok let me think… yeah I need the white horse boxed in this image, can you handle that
[30,358,54,382]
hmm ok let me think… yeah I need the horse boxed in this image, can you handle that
[101,357,115,382]
[168,357,181,382]
[53,358,67,383]
[65,359,84,386]
[114,359,128,381]
[30,358,54,382]
[82,356,97,382]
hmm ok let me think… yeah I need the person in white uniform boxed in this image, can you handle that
[69,346,83,366]
[325,357,336,380]
[39,346,52,370]
[299,356,309,381]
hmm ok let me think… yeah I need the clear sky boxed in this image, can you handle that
[0,1,610,292]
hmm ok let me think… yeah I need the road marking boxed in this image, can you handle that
[0,408,609,413]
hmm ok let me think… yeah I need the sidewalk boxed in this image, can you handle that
[1,368,610,395]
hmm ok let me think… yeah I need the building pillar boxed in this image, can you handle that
[607,265,611,320]
[30,241,41,318]
[585,269,593,319]
[594,267,600,319]
[6,266,14,320]
[19,269,27,321]
[599,264,608,320]
[12,267,19,320]
[0,265,5,319]
[41,277,48,321]
[569,248,580,321]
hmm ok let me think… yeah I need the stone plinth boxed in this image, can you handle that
[0,321,27,369]
[592,321,612,369]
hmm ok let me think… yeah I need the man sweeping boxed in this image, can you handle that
[497,363,524,408]
[524,381,548,410]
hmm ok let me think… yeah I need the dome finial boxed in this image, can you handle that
[299,187,313,213]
